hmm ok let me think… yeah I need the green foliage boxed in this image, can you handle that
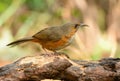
[26,0,48,12]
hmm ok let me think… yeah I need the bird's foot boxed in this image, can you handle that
[53,52,69,58]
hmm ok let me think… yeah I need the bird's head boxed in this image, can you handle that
[62,23,88,33]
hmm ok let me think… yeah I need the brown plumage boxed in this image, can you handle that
[7,23,88,52]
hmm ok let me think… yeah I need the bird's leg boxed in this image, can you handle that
[53,50,60,55]
[53,51,69,57]
[43,48,54,55]
[43,48,48,54]
[53,50,57,54]
[53,50,67,55]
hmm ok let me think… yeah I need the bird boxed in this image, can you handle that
[7,23,88,53]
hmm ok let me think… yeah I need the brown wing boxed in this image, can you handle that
[32,27,62,42]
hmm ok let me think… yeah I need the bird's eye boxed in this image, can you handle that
[74,24,79,28]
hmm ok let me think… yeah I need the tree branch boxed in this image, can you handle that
[0,53,120,81]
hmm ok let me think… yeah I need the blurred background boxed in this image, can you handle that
[0,0,120,66]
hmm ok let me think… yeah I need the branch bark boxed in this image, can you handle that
[0,53,120,81]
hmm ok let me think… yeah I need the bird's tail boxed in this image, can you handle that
[7,37,34,47]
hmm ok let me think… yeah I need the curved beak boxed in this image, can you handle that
[80,23,89,27]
